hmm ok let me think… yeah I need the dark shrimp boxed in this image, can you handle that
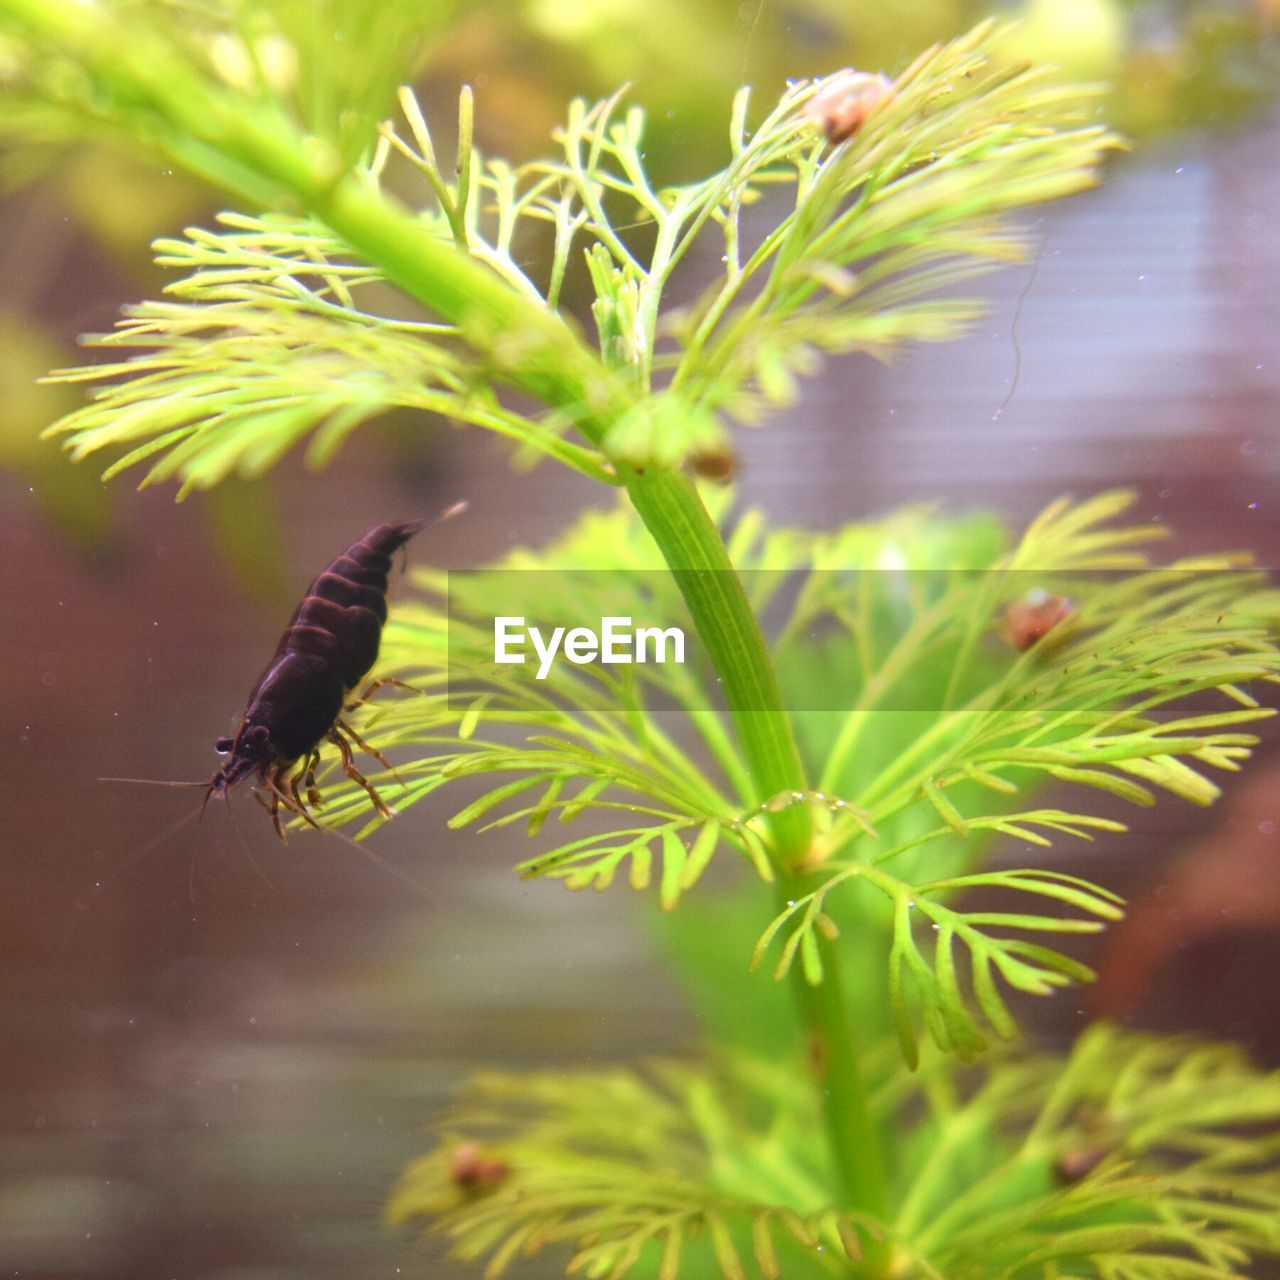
[209,519,425,836]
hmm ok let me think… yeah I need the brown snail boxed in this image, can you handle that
[1000,589,1076,652]
[805,70,895,144]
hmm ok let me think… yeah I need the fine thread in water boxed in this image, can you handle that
[993,234,1047,423]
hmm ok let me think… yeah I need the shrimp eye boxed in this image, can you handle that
[247,724,271,747]
[215,736,233,754]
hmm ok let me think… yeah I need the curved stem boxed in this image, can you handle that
[6,6,890,1242]
[622,468,811,850]
[314,174,894,1241]
[308,165,893,1235]
[785,909,889,1237]
[623,467,890,1249]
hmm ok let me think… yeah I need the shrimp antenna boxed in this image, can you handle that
[78,802,207,898]
[100,777,209,786]
[300,811,435,900]
[200,780,220,822]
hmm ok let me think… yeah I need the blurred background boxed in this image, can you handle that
[2,1,1279,1276]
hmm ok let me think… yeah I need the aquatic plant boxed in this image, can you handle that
[5,3,1279,1275]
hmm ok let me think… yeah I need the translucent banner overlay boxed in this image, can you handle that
[442,568,1277,713]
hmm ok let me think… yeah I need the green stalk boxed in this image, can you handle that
[9,3,890,1241]
[786,916,890,1243]
[625,467,890,1248]
[623,467,809,842]
[2,0,629,444]
[238,130,897,1256]
[246,131,895,1239]
[315,180,631,429]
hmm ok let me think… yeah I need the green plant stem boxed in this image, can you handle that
[3,0,631,444]
[310,181,635,432]
[623,469,809,841]
[625,467,890,1250]
[307,149,893,1245]
[7,6,891,1241]
[273,149,895,1254]
[783,903,889,1237]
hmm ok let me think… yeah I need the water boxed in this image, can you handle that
[3,113,1278,1279]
